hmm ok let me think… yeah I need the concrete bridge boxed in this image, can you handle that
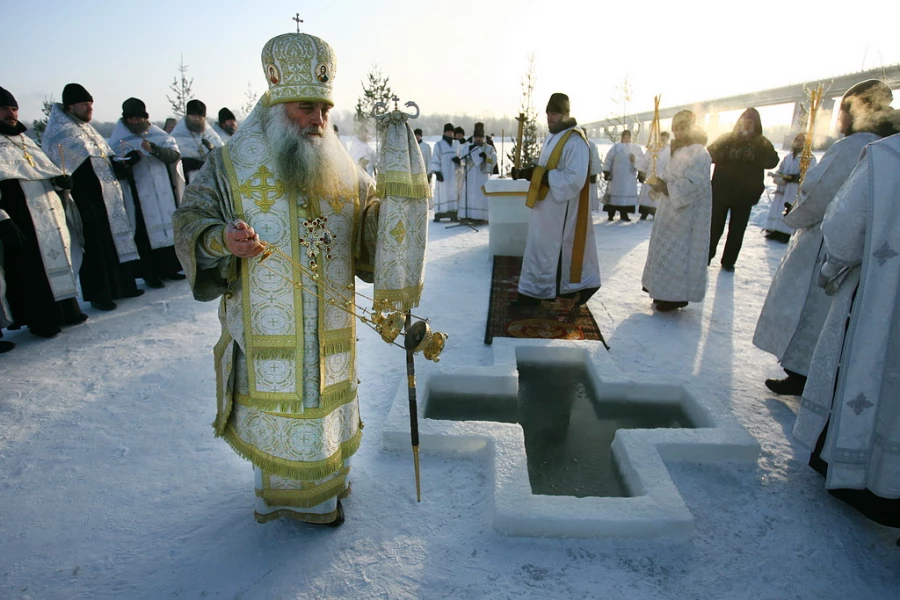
[582,64,900,141]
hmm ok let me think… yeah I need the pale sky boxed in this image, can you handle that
[5,0,900,130]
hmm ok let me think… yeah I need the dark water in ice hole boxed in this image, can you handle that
[425,364,694,498]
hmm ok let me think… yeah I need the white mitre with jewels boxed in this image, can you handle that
[261,32,336,106]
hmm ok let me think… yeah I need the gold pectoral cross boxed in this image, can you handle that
[23,150,35,167]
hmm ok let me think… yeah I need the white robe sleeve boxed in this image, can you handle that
[547,134,589,204]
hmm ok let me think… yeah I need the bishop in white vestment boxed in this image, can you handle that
[174,33,381,526]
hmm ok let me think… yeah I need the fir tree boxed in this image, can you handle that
[31,95,54,145]
[167,55,194,118]
[354,64,392,142]
[241,82,258,119]
[507,55,541,172]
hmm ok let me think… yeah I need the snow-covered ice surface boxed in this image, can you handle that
[1,198,898,599]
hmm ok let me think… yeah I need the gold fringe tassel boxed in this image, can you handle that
[256,467,350,508]
[223,425,362,482]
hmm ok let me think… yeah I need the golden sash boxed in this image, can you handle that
[525,128,591,283]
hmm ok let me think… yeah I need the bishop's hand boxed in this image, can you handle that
[225,219,264,259]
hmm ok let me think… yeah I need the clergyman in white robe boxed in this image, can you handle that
[765,134,816,240]
[641,114,711,310]
[429,132,460,218]
[602,134,643,220]
[518,104,600,304]
[108,116,185,284]
[170,116,223,184]
[792,132,900,527]
[752,131,880,382]
[457,140,495,221]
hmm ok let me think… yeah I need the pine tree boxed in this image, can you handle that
[167,55,194,118]
[507,55,541,172]
[241,82,258,119]
[354,64,392,141]
[31,95,54,145]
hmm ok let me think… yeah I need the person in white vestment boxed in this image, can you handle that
[457,122,495,223]
[42,83,143,311]
[429,122,460,222]
[753,80,896,396]
[513,93,601,307]
[587,138,602,212]
[414,128,431,178]
[0,86,85,338]
[602,130,643,221]
[348,125,376,178]
[173,32,381,527]
[641,111,711,312]
[637,131,670,220]
[212,107,238,143]
[764,133,814,242]
[108,97,185,288]
[414,128,433,208]
[170,99,223,184]
[792,131,900,533]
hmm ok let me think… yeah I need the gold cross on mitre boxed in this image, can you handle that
[292,12,304,33]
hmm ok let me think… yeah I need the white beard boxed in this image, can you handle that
[264,104,348,199]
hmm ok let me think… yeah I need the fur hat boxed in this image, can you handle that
[546,93,570,115]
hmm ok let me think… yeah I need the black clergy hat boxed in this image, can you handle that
[473,122,485,137]
[546,93,570,115]
[443,122,454,133]
[186,99,207,117]
[122,97,148,119]
[63,83,93,106]
[0,86,18,109]
[454,126,464,136]
[218,107,236,123]
[414,128,423,136]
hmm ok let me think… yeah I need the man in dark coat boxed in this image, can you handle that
[707,108,779,270]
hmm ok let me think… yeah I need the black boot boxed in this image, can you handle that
[654,300,688,312]
[765,371,807,395]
